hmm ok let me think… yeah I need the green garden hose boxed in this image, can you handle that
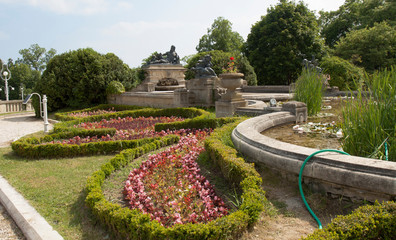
[298,149,350,229]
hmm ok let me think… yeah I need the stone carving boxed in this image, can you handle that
[149,45,180,65]
[191,55,217,78]
[157,78,179,86]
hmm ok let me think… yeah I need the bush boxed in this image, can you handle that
[184,50,257,86]
[320,56,365,90]
[33,48,138,116]
[303,201,396,240]
[106,81,125,95]
[342,67,396,161]
[293,68,323,116]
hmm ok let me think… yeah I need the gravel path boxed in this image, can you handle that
[0,112,53,239]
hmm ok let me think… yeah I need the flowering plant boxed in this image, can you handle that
[124,133,229,227]
[222,56,238,73]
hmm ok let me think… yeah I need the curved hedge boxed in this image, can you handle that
[12,107,212,159]
[54,104,146,121]
[54,107,210,132]
[303,201,396,240]
[85,119,267,239]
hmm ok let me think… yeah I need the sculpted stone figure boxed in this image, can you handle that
[149,45,180,65]
[192,55,217,78]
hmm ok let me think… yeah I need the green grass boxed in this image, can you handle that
[0,146,114,239]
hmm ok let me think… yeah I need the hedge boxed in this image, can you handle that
[54,104,146,121]
[54,107,210,132]
[85,121,267,239]
[11,132,164,159]
[303,201,396,240]
[12,107,211,159]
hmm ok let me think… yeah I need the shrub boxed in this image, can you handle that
[320,56,365,91]
[342,67,396,161]
[303,201,396,240]
[106,81,125,95]
[33,48,138,115]
[293,67,323,116]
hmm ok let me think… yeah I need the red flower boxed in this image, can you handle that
[230,57,235,61]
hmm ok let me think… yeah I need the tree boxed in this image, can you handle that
[245,0,323,85]
[17,44,57,71]
[196,17,245,53]
[34,48,137,113]
[0,59,39,100]
[319,0,396,47]
[333,22,396,72]
[185,50,257,86]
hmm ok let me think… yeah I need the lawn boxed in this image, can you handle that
[0,146,114,239]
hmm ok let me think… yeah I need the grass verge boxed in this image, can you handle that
[0,146,114,239]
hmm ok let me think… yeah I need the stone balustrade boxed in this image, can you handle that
[0,100,33,114]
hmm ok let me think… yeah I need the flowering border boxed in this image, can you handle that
[85,119,267,239]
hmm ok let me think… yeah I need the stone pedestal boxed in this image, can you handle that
[132,64,186,92]
[281,101,307,123]
[185,77,221,107]
[215,73,247,117]
[216,100,247,118]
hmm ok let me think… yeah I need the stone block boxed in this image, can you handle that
[281,101,307,123]
[215,100,247,118]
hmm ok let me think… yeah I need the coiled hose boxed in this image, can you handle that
[298,149,350,229]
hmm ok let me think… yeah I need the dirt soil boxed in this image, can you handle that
[241,163,364,240]
[0,204,25,240]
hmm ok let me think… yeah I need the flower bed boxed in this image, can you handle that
[124,132,229,227]
[67,108,117,118]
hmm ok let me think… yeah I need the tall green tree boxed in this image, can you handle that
[196,17,245,53]
[245,0,323,85]
[34,48,137,113]
[319,0,396,47]
[333,22,396,72]
[17,43,57,71]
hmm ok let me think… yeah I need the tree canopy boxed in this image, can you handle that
[245,0,323,85]
[319,0,396,47]
[34,48,137,113]
[196,17,245,53]
[16,43,57,72]
[333,22,396,72]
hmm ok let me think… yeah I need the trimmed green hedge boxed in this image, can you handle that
[12,107,211,159]
[54,104,146,121]
[11,131,163,159]
[54,107,210,132]
[303,201,396,240]
[85,120,267,239]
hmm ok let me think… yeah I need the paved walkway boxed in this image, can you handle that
[0,112,63,240]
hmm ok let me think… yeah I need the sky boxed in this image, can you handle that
[0,0,345,68]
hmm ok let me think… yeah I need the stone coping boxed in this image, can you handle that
[231,112,396,202]
[0,175,64,240]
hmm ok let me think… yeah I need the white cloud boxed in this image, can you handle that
[0,0,130,15]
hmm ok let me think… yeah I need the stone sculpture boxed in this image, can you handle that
[149,45,180,65]
[191,55,217,78]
